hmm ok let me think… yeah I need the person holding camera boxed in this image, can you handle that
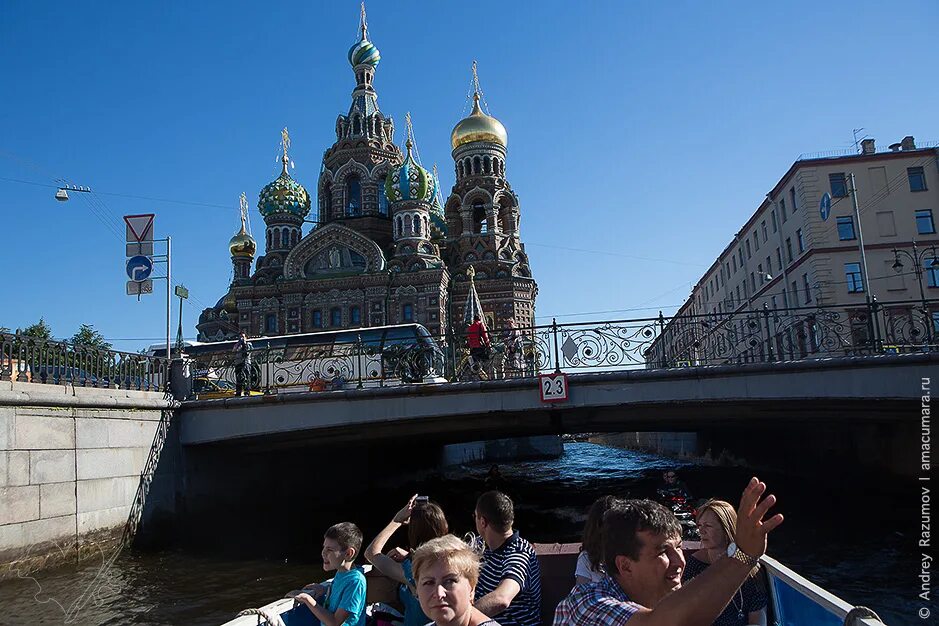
[364,495,450,626]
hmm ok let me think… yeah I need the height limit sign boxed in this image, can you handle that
[539,372,569,403]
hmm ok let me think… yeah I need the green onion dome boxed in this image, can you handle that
[258,164,311,219]
[385,140,433,203]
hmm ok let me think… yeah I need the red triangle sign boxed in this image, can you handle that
[124,214,155,242]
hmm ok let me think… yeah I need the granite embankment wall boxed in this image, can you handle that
[0,380,176,579]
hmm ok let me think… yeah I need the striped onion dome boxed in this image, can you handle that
[348,37,380,67]
[385,140,433,203]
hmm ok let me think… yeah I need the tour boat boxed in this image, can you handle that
[219,542,888,626]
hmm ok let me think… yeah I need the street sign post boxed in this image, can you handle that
[539,372,569,403]
[819,192,831,221]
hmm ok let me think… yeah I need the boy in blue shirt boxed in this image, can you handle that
[295,522,367,626]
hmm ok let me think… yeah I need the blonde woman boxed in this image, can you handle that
[412,535,501,626]
[684,499,768,626]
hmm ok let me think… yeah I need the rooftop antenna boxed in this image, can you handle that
[852,128,868,154]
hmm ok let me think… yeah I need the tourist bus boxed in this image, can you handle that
[180,323,445,393]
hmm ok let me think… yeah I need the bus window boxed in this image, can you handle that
[382,326,418,348]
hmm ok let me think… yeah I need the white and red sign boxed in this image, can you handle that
[539,372,569,403]
[124,213,155,256]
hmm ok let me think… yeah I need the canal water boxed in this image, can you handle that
[0,442,918,625]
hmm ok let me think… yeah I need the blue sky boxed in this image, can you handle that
[2,1,936,351]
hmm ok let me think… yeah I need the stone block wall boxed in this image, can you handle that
[0,381,173,578]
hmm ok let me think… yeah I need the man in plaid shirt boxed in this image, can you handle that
[553,478,782,626]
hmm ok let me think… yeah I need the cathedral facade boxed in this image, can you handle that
[197,10,537,343]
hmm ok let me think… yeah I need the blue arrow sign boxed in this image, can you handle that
[819,192,831,221]
[126,255,153,282]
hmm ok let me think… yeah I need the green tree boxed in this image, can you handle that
[19,318,53,340]
[70,324,112,351]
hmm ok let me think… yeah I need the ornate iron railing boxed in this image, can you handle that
[0,332,169,391]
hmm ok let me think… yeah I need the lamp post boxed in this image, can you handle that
[892,240,939,346]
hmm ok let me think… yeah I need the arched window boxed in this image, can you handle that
[273,229,281,249]
[352,116,361,135]
[473,201,487,234]
[346,176,362,216]
[473,156,481,174]
[265,313,277,334]
[396,215,403,237]
[404,214,413,235]
[266,230,272,249]
[350,306,361,325]
[401,303,414,322]
[465,158,471,176]
[291,230,298,246]
[322,182,332,219]
[484,156,491,174]
[282,227,290,248]
[458,162,464,178]
[312,310,322,328]
[330,307,342,327]
[378,182,388,215]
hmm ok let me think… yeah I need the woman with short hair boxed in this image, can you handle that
[412,535,501,626]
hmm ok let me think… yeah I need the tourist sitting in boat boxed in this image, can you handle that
[574,495,619,587]
[293,522,367,626]
[552,477,782,626]
[683,499,767,626]
[472,491,542,626]
[364,495,449,626]
[411,534,502,626]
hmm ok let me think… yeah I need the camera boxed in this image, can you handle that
[415,495,429,503]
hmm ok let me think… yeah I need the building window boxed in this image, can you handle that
[732,255,737,272]
[738,248,744,267]
[908,167,927,192]
[790,187,797,212]
[926,259,939,288]
[785,238,793,263]
[312,311,322,328]
[330,307,342,327]
[753,232,760,251]
[350,305,361,325]
[401,303,414,322]
[745,239,751,259]
[830,173,848,198]
[802,273,811,303]
[766,256,772,274]
[791,281,799,303]
[844,262,864,293]
[750,272,756,291]
[837,216,856,240]
[378,184,388,215]
[346,176,362,216]
[758,263,764,283]
[776,248,782,271]
[780,198,787,222]
[916,209,936,234]
[761,220,768,242]
[265,313,277,333]
[796,228,805,253]
[771,210,778,233]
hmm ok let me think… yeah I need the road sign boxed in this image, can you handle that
[539,372,569,403]
[126,241,153,257]
[175,285,189,299]
[126,255,154,281]
[124,214,154,243]
[819,193,831,221]
[126,280,153,295]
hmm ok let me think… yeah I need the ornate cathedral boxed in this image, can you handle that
[196,7,537,342]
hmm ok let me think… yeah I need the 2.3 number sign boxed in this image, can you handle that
[539,372,569,403]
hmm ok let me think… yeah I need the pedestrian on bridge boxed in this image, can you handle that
[232,332,253,396]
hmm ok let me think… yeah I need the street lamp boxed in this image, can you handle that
[55,184,92,201]
[891,240,939,345]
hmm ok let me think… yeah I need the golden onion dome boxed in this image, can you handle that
[450,93,507,150]
[220,291,237,313]
[229,224,256,258]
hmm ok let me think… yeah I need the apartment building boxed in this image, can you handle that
[648,135,939,366]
